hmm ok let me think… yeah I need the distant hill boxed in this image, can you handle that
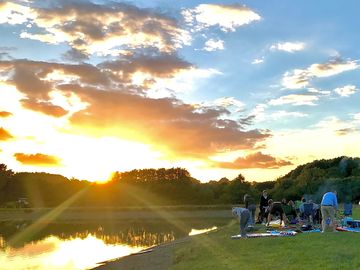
[270,156,360,202]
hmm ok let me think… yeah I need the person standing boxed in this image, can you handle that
[232,207,251,238]
[257,190,269,223]
[244,194,256,226]
[320,190,338,232]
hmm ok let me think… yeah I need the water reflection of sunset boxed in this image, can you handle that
[188,226,217,236]
[0,235,145,270]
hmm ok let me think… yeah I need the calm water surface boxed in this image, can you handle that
[0,218,227,270]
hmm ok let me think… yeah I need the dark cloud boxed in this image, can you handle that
[0,127,14,140]
[1,59,110,96]
[214,152,293,169]
[12,62,52,99]
[100,54,193,83]
[62,48,89,63]
[14,153,61,166]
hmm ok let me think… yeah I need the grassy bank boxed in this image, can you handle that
[170,206,360,270]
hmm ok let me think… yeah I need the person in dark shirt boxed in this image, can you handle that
[257,190,269,223]
[267,199,288,227]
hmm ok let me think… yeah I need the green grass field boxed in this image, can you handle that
[170,206,360,270]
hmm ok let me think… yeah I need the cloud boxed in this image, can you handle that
[21,98,68,117]
[147,67,222,97]
[282,69,311,89]
[308,87,331,96]
[193,97,246,118]
[62,48,89,63]
[353,113,360,121]
[269,94,319,106]
[336,128,357,136]
[334,85,357,97]
[213,97,245,111]
[252,58,264,64]
[0,127,13,140]
[0,111,13,118]
[0,46,17,51]
[14,153,61,166]
[3,1,190,56]
[0,59,269,159]
[0,1,36,25]
[214,152,293,169]
[269,110,308,120]
[270,42,305,53]
[313,116,359,136]
[248,103,268,122]
[183,4,260,32]
[203,39,224,51]
[282,58,359,89]
[68,86,269,157]
[309,59,358,77]
[100,54,192,87]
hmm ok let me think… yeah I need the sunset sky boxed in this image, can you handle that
[0,0,360,182]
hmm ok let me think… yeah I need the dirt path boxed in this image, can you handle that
[92,237,190,270]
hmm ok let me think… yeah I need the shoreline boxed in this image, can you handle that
[92,232,195,270]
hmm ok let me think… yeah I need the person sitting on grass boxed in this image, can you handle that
[284,200,297,223]
[267,199,288,227]
[232,207,251,238]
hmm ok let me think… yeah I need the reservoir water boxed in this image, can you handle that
[0,217,228,269]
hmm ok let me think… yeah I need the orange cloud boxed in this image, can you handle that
[14,153,61,166]
[0,127,13,140]
[66,85,269,157]
[215,152,293,169]
[21,99,68,117]
[1,59,269,159]
[0,111,12,117]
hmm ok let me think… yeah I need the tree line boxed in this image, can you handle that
[0,156,359,207]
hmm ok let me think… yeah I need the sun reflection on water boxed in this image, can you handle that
[188,226,217,236]
[0,219,227,270]
[0,234,145,270]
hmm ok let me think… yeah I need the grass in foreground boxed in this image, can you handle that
[171,207,360,270]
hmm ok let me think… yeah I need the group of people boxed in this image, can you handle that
[232,189,340,237]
